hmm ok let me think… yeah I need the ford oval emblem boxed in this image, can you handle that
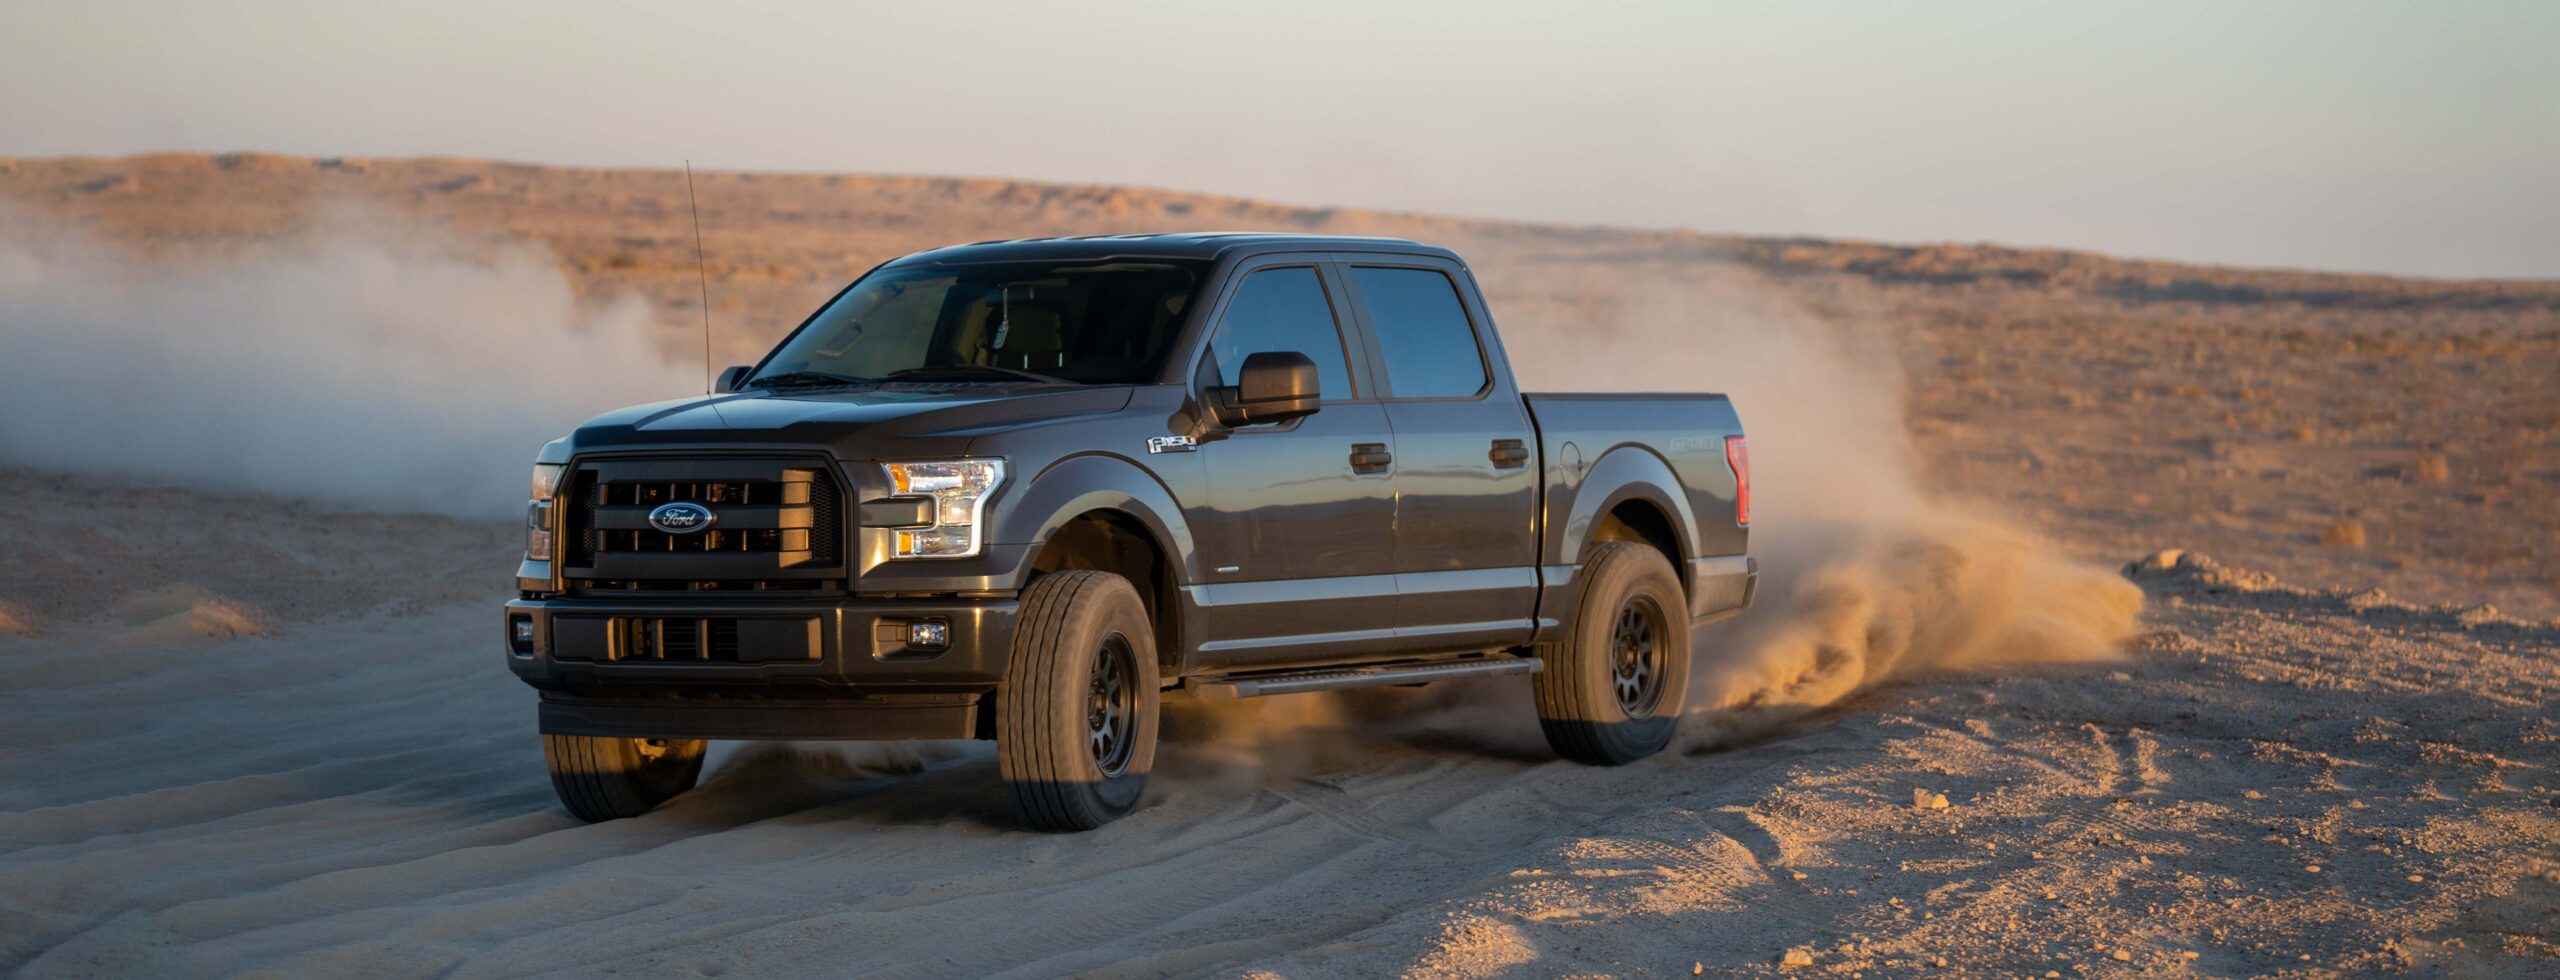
[648,501,715,534]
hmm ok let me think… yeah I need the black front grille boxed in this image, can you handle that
[592,479,810,555]
[564,462,843,566]
[614,617,742,662]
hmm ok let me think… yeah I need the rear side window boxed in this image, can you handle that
[1348,266,1487,399]
[1207,267,1355,399]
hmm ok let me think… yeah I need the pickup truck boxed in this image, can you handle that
[506,233,1754,830]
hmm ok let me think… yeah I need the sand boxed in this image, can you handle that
[2,156,2556,975]
[0,472,2554,976]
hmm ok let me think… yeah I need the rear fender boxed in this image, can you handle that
[1538,445,1698,638]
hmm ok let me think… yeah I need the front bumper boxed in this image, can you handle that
[536,691,985,741]
[503,593,1017,739]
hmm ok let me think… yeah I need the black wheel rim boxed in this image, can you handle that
[1610,595,1669,717]
[1087,633,1138,777]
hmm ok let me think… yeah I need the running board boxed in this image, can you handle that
[1184,654,1541,700]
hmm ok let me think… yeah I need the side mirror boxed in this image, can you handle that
[716,365,753,392]
[1209,351,1321,427]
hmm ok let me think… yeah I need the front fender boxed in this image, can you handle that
[989,452,1200,589]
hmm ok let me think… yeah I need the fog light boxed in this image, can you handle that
[907,620,949,650]
[509,616,536,656]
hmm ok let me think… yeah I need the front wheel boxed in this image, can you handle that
[998,571,1161,831]
[1534,541,1691,765]
[543,734,706,822]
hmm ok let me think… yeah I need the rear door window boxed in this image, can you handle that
[1207,266,1356,399]
[1347,266,1488,399]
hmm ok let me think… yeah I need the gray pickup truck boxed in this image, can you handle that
[506,233,1754,829]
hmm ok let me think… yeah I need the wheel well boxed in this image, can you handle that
[1028,510,1180,668]
[1591,498,1687,594]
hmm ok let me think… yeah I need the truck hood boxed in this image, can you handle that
[562,384,1138,454]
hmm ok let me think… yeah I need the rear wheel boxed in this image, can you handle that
[999,571,1160,831]
[1534,541,1690,764]
[543,734,706,822]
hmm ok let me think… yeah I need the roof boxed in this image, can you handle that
[888,232,1457,266]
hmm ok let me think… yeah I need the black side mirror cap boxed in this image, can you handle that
[1209,351,1321,427]
[716,365,753,392]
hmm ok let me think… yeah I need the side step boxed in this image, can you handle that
[1184,654,1541,700]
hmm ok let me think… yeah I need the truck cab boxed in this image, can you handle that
[506,233,1753,829]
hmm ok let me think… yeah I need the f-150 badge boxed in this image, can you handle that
[1147,435,1197,454]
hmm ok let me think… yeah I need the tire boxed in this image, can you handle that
[1534,541,1691,765]
[542,734,706,822]
[999,570,1160,831]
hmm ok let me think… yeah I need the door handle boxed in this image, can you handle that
[1349,443,1393,474]
[1489,438,1530,468]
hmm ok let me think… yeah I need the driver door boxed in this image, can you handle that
[1185,259,1401,669]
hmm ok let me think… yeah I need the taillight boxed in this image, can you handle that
[1724,435,1750,527]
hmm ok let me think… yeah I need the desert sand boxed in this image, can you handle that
[1,470,2552,976]
[1,155,2555,976]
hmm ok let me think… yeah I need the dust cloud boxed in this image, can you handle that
[1497,268,2144,751]
[0,206,691,516]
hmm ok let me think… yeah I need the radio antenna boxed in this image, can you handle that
[684,160,713,394]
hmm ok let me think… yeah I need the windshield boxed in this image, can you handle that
[751,259,1211,387]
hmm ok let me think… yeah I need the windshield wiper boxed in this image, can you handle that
[882,364,1075,385]
[744,370,873,389]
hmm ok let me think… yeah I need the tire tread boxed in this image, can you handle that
[1000,570,1153,831]
[543,734,702,822]
[1534,541,1687,765]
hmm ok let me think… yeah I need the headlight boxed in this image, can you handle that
[527,463,564,559]
[881,459,1005,558]
[530,463,564,499]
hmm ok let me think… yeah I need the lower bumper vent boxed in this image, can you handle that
[549,614,823,664]
[618,617,742,662]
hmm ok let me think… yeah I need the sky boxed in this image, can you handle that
[4,0,2555,278]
